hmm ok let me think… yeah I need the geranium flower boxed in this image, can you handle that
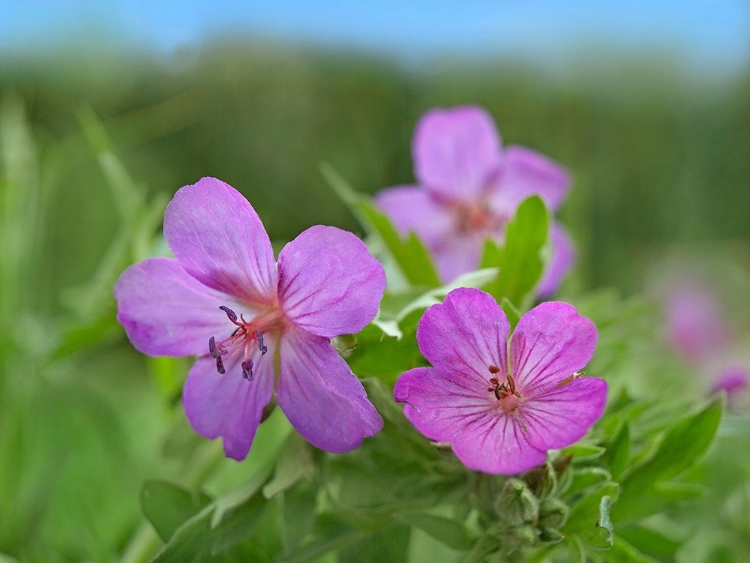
[394,288,607,475]
[115,178,385,460]
[375,105,574,296]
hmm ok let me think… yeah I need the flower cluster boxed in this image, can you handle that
[115,107,606,474]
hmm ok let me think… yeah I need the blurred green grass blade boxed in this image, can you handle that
[321,162,441,287]
[481,195,549,311]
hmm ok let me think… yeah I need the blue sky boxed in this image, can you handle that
[2,0,748,73]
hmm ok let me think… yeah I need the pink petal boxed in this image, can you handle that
[394,368,546,475]
[163,177,278,303]
[278,226,385,338]
[490,145,571,216]
[521,377,608,451]
[277,328,382,453]
[510,302,597,397]
[114,257,245,356]
[413,106,502,199]
[183,336,276,461]
[537,223,576,298]
[432,234,483,284]
[374,185,455,248]
[416,288,509,388]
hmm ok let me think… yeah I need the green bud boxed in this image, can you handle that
[524,462,558,498]
[495,478,539,526]
[538,527,564,543]
[506,525,538,548]
[538,498,569,529]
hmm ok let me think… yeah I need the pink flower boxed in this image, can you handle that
[115,178,385,460]
[394,288,607,475]
[666,284,728,365]
[375,106,574,296]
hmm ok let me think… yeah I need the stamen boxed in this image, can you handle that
[255,330,268,355]
[242,360,254,380]
[219,305,241,326]
[215,354,226,375]
[488,365,500,374]
[209,336,219,358]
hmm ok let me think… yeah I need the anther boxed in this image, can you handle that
[242,360,254,380]
[255,330,268,355]
[215,354,226,375]
[219,305,240,324]
[488,365,500,374]
[209,336,219,358]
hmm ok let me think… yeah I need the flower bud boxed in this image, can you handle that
[506,525,538,548]
[524,462,558,498]
[495,478,539,526]
[538,527,564,543]
[538,498,569,529]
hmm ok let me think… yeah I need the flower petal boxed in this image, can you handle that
[510,302,597,397]
[417,288,509,388]
[114,257,245,356]
[413,106,502,199]
[374,185,455,247]
[277,328,382,452]
[432,234,483,284]
[521,377,608,451]
[394,368,545,475]
[491,145,571,216]
[163,177,278,303]
[183,335,276,461]
[278,226,386,338]
[537,223,576,298]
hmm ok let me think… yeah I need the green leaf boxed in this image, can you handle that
[615,398,722,522]
[141,481,212,542]
[604,423,630,481]
[459,532,501,563]
[606,535,659,563]
[263,432,315,499]
[279,513,369,563]
[617,524,680,561]
[280,481,318,555]
[394,511,474,551]
[320,162,440,287]
[561,444,606,460]
[481,196,549,309]
[563,482,618,551]
[566,467,612,496]
[567,536,586,563]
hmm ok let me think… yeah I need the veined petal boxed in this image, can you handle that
[432,234,483,284]
[417,288,509,388]
[521,377,607,451]
[278,226,385,338]
[183,335,276,461]
[394,368,546,475]
[163,177,278,303]
[510,302,597,397]
[413,106,502,199]
[537,223,575,298]
[491,146,571,216]
[374,185,455,247]
[277,328,382,453]
[115,257,245,356]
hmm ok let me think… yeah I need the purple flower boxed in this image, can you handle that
[393,288,607,475]
[712,365,748,397]
[115,177,386,460]
[375,106,574,296]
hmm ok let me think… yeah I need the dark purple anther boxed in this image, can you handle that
[242,359,254,380]
[215,354,226,375]
[219,305,238,323]
[255,330,268,355]
[209,336,219,358]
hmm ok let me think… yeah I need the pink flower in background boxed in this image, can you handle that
[115,177,385,460]
[712,365,748,398]
[375,106,574,296]
[394,288,606,475]
[665,284,728,365]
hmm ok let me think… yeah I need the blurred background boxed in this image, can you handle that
[1,1,749,561]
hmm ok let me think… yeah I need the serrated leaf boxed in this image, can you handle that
[481,195,549,309]
[563,482,618,550]
[615,398,722,522]
[141,481,212,542]
[394,511,473,551]
[604,423,630,481]
[263,432,315,499]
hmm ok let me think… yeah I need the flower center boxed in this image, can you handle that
[453,201,504,237]
[208,305,278,380]
[487,364,522,412]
